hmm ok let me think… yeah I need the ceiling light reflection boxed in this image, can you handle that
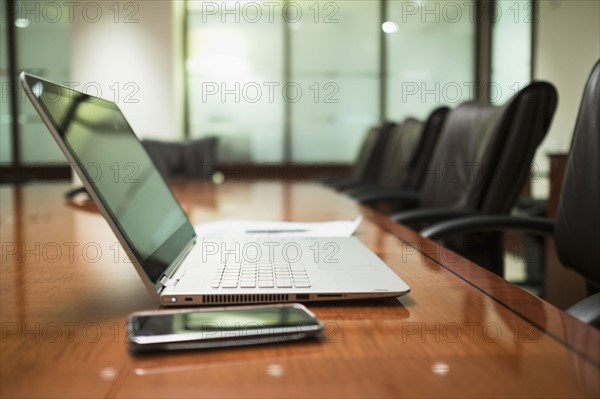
[431,362,450,376]
[14,18,30,28]
[266,363,284,377]
[382,21,399,34]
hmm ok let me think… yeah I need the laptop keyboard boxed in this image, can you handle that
[211,252,311,289]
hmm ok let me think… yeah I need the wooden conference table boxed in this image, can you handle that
[1,181,599,398]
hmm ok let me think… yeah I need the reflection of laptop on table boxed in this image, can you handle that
[20,73,410,306]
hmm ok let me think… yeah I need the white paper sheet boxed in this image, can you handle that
[194,216,362,238]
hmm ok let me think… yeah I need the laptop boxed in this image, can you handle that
[20,73,410,306]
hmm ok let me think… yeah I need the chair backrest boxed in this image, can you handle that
[466,82,558,213]
[405,107,450,190]
[555,60,600,289]
[351,122,395,180]
[350,127,378,179]
[374,107,450,190]
[143,136,219,180]
[376,119,422,187]
[418,82,557,213]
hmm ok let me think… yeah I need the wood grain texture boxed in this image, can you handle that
[1,181,598,398]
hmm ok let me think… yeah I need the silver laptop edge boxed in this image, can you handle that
[19,72,188,296]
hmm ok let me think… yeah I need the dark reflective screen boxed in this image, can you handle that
[136,306,319,336]
[24,75,194,284]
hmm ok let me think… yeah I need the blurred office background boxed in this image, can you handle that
[1,0,599,198]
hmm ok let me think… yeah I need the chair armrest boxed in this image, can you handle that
[64,185,89,200]
[515,196,548,217]
[346,184,390,198]
[420,215,555,240]
[390,208,479,225]
[329,178,367,191]
[321,176,352,186]
[353,188,420,207]
[566,292,600,328]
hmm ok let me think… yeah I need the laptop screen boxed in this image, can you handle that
[22,74,195,287]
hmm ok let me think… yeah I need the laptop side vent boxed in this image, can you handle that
[201,294,291,304]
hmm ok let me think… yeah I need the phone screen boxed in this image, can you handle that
[128,304,322,350]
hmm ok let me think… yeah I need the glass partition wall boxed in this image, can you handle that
[0,12,11,166]
[1,0,72,182]
[186,1,285,162]
[386,1,475,120]
[2,1,529,176]
[490,0,532,104]
[289,1,380,163]
[14,10,70,165]
[185,0,477,164]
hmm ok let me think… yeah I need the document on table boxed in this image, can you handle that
[194,216,362,238]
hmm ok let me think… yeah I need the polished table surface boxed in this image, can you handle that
[1,181,599,398]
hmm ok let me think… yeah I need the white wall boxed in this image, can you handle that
[532,0,600,197]
[71,0,183,140]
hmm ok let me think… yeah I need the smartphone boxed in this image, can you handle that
[127,303,324,353]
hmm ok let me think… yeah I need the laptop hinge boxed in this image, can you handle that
[157,238,195,291]
[160,275,180,287]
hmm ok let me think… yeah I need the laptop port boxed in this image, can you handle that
[296,294,309,300]
[185,297,193,302]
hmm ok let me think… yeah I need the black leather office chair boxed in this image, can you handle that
[142,136,219,180]
[323,122,395,191]
[422,60,599,327]
[356,83,557,219]
[344,119,420,195]
[346,107,449,198]
[361,82,557,274]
